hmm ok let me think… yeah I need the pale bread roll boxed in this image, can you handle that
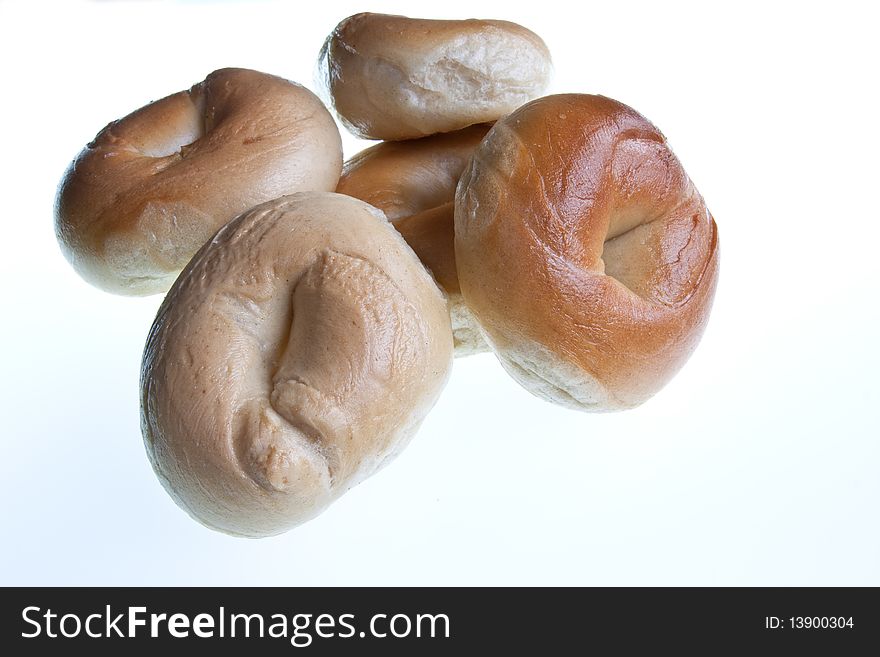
[141,193,453,536]
[318,13,552,140]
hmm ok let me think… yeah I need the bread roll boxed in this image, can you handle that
[317,13,552,140]
[393,204,486,353]
[455,94,720,411]
[336,125,490,354]
[55,68,342,295]
[141,193,453,537]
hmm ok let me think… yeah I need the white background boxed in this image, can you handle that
[0,0,877,585]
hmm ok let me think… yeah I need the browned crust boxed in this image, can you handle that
[336,124,490,296]
[455,94,719,409]
[55,68,342,295]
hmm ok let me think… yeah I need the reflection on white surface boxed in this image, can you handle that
[0,0,877,585]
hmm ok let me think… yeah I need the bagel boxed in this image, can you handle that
[55,68,342,295]
[140,192,453,537]
[317,13,552,140]
[336,125,490,354]
[455,94,720,411]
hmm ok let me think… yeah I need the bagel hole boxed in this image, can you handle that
[601,220,657,298]
[140,90,206,158]
[602,206,708,305]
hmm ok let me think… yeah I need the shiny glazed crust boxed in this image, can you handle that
[455,94,719,410]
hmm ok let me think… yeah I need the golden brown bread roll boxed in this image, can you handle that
[317,13,552,140]
[336,125,490,354]
[455,94,720,411]
[336,124,490,221]
[55,68,342,295]
[140,193,453,537]
[393,204,486,355]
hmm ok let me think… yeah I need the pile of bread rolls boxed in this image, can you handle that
[55,13,719,537]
